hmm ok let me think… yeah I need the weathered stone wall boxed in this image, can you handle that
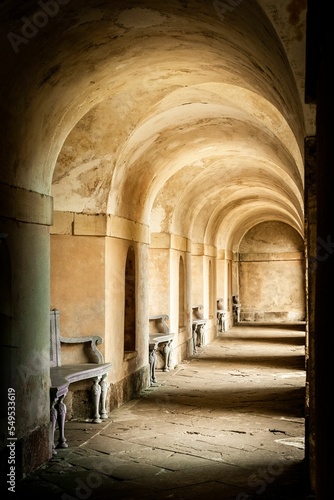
[149,234,193,367]
[50,213,151,416]
[50,234,106,355]
[238,221,305,322]
[216,251,234,330]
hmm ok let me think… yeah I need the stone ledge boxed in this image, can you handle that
[0,183,53,225]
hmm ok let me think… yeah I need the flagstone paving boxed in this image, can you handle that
[16,323,306,499]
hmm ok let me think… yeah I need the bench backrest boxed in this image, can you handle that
[50,308,62,367]
[149,315,170,335]
[50,308,106,366]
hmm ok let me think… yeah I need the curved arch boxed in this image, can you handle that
[109,90,304,220]
[207,190,303,247]
[150,150,304,244]
[1,0,307,201]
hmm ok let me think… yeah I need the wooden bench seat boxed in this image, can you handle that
[50,309,112,453]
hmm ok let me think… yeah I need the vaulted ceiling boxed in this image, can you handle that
[1,0,314,249]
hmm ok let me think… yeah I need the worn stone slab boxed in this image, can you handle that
[67,454,166,480]
[16,324,306,499]
[127,461,244,491]
[88,434,150,455]
[38,470,117,495]
[16,478,65,500]
[156,479,244,499]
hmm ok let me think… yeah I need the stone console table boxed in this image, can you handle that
[217,298,226,332]
[192,305,207,353]
[50,309,112,454]
[149,315,174,385]
[232,295,241,325]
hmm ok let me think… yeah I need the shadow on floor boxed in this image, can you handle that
[14,323,308,500]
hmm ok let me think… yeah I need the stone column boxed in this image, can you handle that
[0,185,53,477]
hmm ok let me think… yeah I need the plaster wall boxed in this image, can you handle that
[240,260,305,321]
[216,257,234,329]
[203,256,217,344]
[170,249,192,365]
[50,230,151,413]
[238,222,305,322]
[148,247,170,315]
[216,258,226,302]
[104,237,150,409]
[50,234,106,363]
[190,251,218,344]
[227,258,234,328]
[191,254,204,307]
[149,241,193,368]
[104,237,149,383]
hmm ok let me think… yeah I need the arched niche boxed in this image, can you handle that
[124,246,136,353]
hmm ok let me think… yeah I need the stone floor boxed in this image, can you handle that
[16,323,307,500]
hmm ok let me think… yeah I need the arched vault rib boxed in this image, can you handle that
[1,0,309,198]
[150,151,303,241]
[150,83,304,177]
[214,202,304,253]
[189,191,303,248]
[111,108,303,223]
[202,189,303,248]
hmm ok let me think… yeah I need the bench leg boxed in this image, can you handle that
[56,394,68,449]
[50,398,58,455]
[162,340,173,371]
[192,325,198,354]
[92,377,102,423]
[100,374,109,420]
[199,324,205,347]
[149,344,157,385]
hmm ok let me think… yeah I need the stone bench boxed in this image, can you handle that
[50,309,112,453]
[149,315,174,385]
[192,305,207,353]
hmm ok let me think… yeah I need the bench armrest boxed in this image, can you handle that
[59,335,104,364]
[149,314,170,335]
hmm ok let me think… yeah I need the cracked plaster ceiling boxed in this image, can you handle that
[1,0,314,249]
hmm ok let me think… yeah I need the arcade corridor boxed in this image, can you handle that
[1,1,333,498]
